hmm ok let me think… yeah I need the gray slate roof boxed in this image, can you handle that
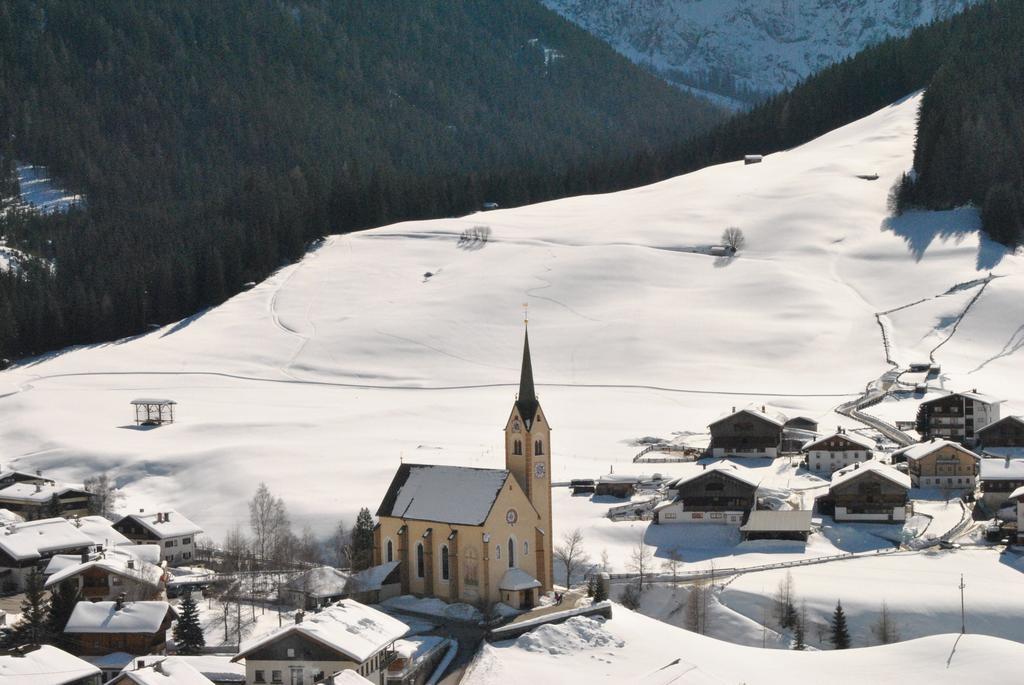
[376,464,509,526]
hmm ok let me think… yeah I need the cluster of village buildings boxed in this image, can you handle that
[7,329,1024,685]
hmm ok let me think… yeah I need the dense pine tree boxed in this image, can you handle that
[351,507,376,572]
[173,592,206,655]
[45,580,79,648]
[830,600,851,650]
[3,571,51,647]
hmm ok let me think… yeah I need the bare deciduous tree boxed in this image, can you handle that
[222,524,249,574]
[249,483,289,568]
[83,473,122,518]
[554,528,590,588]
[295,526,321,566]
[628,535,653,590]
[662,548,684,586]
[685,581,708,633]
[871,600,900,644]
[721,226,746,252]
[331,520,351,568]
[774,571,797,628]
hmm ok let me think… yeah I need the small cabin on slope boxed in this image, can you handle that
[804,429,875,475]
[977,415,1024,448]
[656,467,759,524]
[708,406,784,458]
[826,462,910,523]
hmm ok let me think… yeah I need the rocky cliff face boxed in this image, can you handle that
[541,0,980,106]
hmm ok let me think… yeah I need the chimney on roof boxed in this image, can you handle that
[761,405,766,413]
[35,469,41,477]
[295,611,304,624]
[153,660,164,675]
[136,659,146,671]
[139,508,145,513]
[33,483,40,493]
[732,406,736,413]
[115,593,126,611]
[80,552,90,564]
[164,512,171,522]
[127,559,135,570]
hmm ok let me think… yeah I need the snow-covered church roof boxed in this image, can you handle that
[377,463,510,526]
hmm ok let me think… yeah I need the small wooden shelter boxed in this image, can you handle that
[131,398,176,426]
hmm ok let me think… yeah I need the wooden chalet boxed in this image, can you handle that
[45,548,166,601]
[0,644,102,685]
[656,467,759,524]
[915,390,1002,444]
[826,462,910,523]
[708,406,784,458]
[979,457,1024,508]
[63,598,177,657]
[977,415,1024,448]
[894,439,980,489]
[804,429,875,475]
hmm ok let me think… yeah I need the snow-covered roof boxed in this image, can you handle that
[1009,486,1024,501]
[0,508,24,525]
[980,458,1024,481]
[350,561,400,592]
[235,599,408,664]
[0,481,71,503]
[85,651,133,669]
[803,432,875,452]
[0,517,97,561]
[329,672,373,685]
[115,657,212,685]
[0,469,52,483]
[285,566,350,598]
[596,473,641,484]
[709,405,787,429]
[923,390,1003,406]
[0,644,101,685]
[118,509,203,539]
[76,515,132,547]
[978,415,1024,436]
[64,600,174,634]
[45,547,164,589]
[499,568,542,591]
[830,461,911,490]
[667,465,761,490]
[128,656,245,683]
[376,464,510,526]
[740,510,813,533]
[894,440,980,462]
[130,398,177,405]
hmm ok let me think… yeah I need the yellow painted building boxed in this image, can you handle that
[374,328,554,609]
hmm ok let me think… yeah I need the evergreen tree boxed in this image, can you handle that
[793,601,808,651]
[593,575,609,603]
[351,507,375,571]
[5,571,50,647]
[45,580,79,647]
[830,600,851,650]
[173,592,206,655]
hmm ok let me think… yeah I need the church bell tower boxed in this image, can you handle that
[504,321,553,590]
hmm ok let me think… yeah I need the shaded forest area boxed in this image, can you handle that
[0,0,723,359]
[0,0,1021,362]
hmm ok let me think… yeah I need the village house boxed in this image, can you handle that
[826,461,910,522]
[0,480,94,520]
[1008,486,1024,544]
[232,600,407,685]
[384,636,449,685]
[804,428,875,475]
[44,546,166,601]
[978,457,1024,508]
[0,644,102,685]
[708,406,785,458]
[373,327,553,609]
[0,517,114,591]
[113,509,203,566]
[976,415,1024,450]
[594,473,640,499]
[63,598,177,658]
[893,439,980,489]
[281,562,401,610]
[915,390,1002,444]
[129,656,246,685]
[655,466,759,524]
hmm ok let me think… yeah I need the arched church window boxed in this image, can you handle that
[416,543,425,578]
[523,540,529,556]
[386,539,394,563]
[507,537,515,568]
[514,440,522,455]
[441,545,450,581]
[534,440,543,455]
[495,545,501,560]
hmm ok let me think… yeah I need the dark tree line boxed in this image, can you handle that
[0,0,1020,361]
[0,0,722,361]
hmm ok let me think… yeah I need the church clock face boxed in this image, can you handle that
[506,509,518,525]
[534,462,546,479]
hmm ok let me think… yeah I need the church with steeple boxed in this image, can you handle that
[373,326,554,609]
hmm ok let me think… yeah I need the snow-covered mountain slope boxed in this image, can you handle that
[463,607,1022,684]
[540,0,981,103]
[0,92,1021,547]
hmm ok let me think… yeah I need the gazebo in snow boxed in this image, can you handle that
[131,398,176,426]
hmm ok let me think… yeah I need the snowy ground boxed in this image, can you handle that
[1,93,1023,660]
[7,164,83,214]
[462,604,1022,684]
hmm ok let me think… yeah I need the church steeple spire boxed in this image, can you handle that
[516,324,538,424]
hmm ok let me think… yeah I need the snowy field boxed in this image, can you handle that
[463,605,1022,684]
[1,94,1023,658]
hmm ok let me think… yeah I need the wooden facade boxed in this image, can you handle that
[829,470,908,522]
[709,410,783,457]
[907,443,979,489]
[977,416,1024,448]
[66,612,174,657]
[916,392,1001,444]
[657,469,758,524]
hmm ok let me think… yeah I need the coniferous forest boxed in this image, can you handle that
[0,0,1022,362]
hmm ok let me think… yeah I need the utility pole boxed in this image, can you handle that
[959,574,966,634]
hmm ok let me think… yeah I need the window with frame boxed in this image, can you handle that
[441,545,450,581]
[182,537,191,545]
[386,539,394,563]
[507,538,515,568]
[255,671,266,684]
[164,540,175,548]
[416,543,425,578]
[534,440,543,455]
[271,671,283,684]
[513,440,522,455]
[709,512,724,519]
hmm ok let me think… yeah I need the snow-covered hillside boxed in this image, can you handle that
[541,0,980,103]
[463,607,1022,684]
[0,92,1021,554]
